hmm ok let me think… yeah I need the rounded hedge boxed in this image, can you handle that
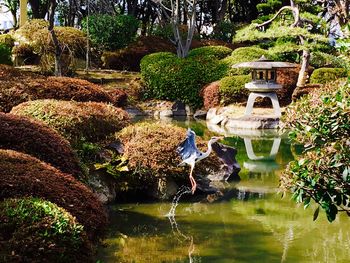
[140,52,229,108]
[188,45,233,60]
[0,113,83,179]
[0,65,114,112]
[117,122,222,183]
[0,197,92,262]
[0,149,107,240]
[11,99,130,145]
[310,68,348,84]
[219,75,251,105]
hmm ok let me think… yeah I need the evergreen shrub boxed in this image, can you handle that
[140,52,229,108]
[188,45,233,59]
[310,68,347,84]
[82,14,139,51]
[219,75,251,105]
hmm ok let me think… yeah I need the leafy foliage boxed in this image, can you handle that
[140,51,228,108]
[219,75,251,105]
[0,197,92,262]
[82,14,139,51]
[282,83,350,221]
[310,51,349,69]
[0,43,12,65]
[0,149,107,239]
[309,68,348,84]
[0,34,14,48]
[188,45,232,60]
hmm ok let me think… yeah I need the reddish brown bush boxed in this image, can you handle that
[201,81,221,110]
[107,88,128,107]
[11,100,130,145]
[118,123,221,182]
[275,67,300,106]
[0,113,83,179]
[0,149,107,240]
[102,36,176,71]
[0,65,114,112]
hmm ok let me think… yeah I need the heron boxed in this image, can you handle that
[176,128,225,194]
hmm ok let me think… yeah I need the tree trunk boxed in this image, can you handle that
[297,49,310,88]
[48,0,61,76]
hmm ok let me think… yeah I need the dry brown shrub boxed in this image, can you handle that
[117,122,221,183]
[0,65,114,112]
[0,149,107,240]
[0,113,83,179]
[201,81,221,110]
[11,100,130,145]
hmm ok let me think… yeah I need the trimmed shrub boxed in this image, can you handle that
[11,99,130,145]
[310,68,348,84]
[12,42,38,65]
[222,46,271,75]
[0,44,12,65]
[188,46,233,60]
[0,65,114,112]
[0,113,83,179]
[15,19,49,42]
[219,75,251,105]
[102,36,175,71]
[82,14,139,51]
[140,52,229,108]
[0,34,14,48]
[201,81,221,110]
[117,122,222,183]
[0,149,107,240]
[0,197,92,262]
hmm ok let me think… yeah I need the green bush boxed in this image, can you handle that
[188,46,233,60]
[210,20,236,42]
[282,83,350,221]
[222,46,270,75]
[219,75,251,105]
[310,68,348,84]
[0,43,12,65]
[140,52,228,108]
[0,197,92,262]
[310,51,349,69]
[82,14,139,51]
[0,34,14,48]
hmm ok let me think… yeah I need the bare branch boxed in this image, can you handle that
[256,5,300,29]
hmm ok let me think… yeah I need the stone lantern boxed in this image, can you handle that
[233,56,296,117]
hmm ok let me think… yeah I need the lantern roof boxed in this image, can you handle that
[232,55,297,69]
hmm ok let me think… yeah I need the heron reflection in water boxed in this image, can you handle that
[177,128,240,194]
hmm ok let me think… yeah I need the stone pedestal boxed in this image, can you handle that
[245,92,281,117]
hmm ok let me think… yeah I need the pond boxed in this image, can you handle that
[97,119,350,263]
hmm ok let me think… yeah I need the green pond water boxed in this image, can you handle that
[97,120,350,263]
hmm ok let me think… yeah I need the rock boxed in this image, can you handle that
[225,116,279,129]
[194,110,207,119]
[159,109,173,117]
[172,101,187,116]
[88,170,117,204]
[125,107,147,117]
[185,105,194,116]
[148,178,179,200]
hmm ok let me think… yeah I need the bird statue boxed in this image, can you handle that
[176,128,225,194]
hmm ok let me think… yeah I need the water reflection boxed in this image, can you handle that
[98,121,350,263]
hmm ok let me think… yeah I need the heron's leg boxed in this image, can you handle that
[189,164,197,194]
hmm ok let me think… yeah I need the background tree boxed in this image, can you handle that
[1,0,19,28]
